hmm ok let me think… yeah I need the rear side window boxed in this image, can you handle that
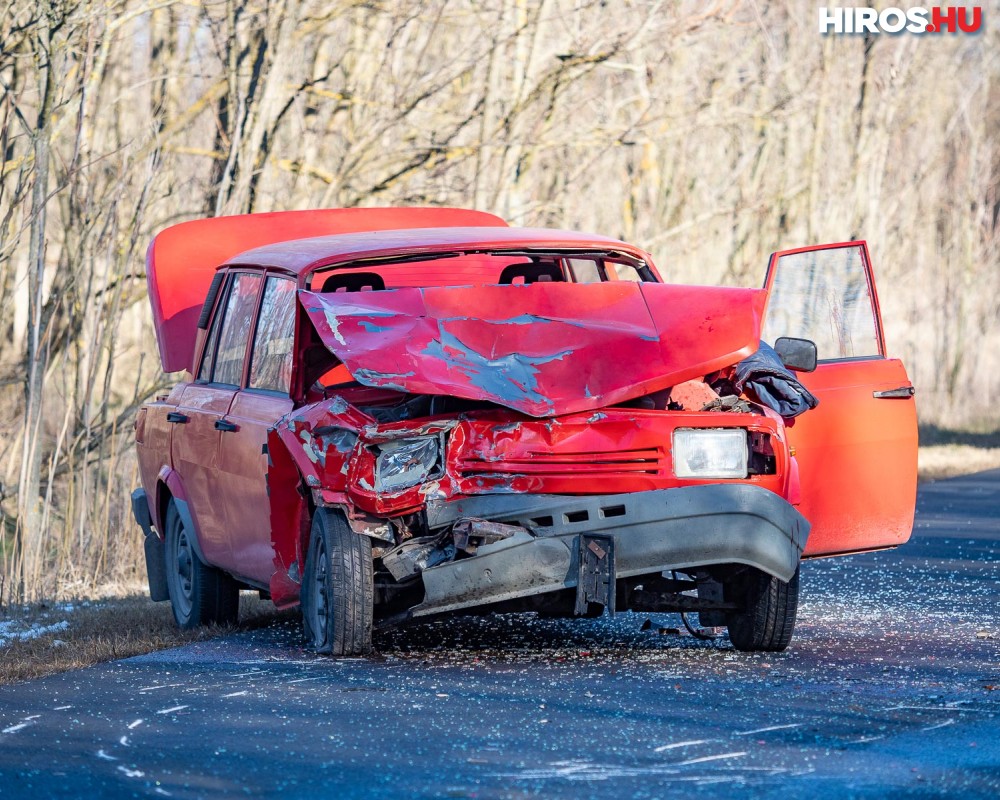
[565,258,602,283]
[196,275,228,382]
[209,272,263,386]
[248,276,297,393]
[763,245,881,360]
[607,262,644,282]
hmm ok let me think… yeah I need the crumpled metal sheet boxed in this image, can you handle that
[300,282,767,418]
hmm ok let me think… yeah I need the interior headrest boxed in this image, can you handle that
[498,262,564,285]
[320,271,386,293]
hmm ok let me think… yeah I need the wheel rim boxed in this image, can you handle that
[168,518,194,619]
[311,537,330,646]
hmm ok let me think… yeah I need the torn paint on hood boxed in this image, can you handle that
[301,282,767,418]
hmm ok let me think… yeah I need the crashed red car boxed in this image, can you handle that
[131,208,917,654]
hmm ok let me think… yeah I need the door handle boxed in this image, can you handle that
[214,418,238,432]
[166,412,189,424]
[873,386,915,399]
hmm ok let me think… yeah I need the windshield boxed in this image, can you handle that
[309,251,655,291]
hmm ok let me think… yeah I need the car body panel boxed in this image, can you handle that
[168,384,236,567]
[762,241,917,556]
[784,359,917,556]
[301,282,766,418]
[219,390,294,585]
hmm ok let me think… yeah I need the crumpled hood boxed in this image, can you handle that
[301,282,766,418]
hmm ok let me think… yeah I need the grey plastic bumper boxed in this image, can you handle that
[415,484,809,617]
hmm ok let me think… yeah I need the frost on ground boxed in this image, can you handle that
[0,620,70,646]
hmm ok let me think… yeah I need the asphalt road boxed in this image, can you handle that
[1,471,999,799]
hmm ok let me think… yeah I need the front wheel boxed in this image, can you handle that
[301,508,373,655]
[164,500,239,629]
[725,566,800,652]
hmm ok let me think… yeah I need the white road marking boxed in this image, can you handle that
[2,722,32,734]
[117,766,145,778]
[922,719,957,731]
[155,705,189,715]
[654,740,713,752]
[735,723,803,736]
[883,705,988,713]
[677,751,748,766]
[127,719,144,729]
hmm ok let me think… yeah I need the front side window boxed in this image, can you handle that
[249,276,297,393]
[211,272,263,386]
[763,245,881,361]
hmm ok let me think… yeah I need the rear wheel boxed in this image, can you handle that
[301,508,373,655]
[725,566,799,652]
[164,500,239,629]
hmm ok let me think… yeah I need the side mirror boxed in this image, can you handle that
[774,336,818,373]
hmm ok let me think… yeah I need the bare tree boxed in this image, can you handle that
[0,0,997,602]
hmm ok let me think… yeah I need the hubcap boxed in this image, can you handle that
[312,538,329,645]
[168,518,194,619]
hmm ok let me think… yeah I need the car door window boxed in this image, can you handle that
[212,272,263,386]
[248,276,297,393]
[565,258,602,283]
[607,262,644,282]
[565,258,649,283]
[763,244,881,360]
[196,275,229,382]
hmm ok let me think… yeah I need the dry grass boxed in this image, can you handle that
[917,423,1000,481]
[0,592,290,686]
[918,446,1000,482]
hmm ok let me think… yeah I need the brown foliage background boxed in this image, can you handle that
[1,0,997,599]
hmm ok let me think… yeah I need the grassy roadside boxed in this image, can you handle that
[917,423,1000,481]
[0,593,288,686]
[3,426,997,687]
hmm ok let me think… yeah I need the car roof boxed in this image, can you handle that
[220,226,650,276]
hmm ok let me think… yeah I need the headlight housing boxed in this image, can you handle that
[672,428,748,479]
[374,437,441,491]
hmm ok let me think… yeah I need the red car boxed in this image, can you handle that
[132,208,917,654]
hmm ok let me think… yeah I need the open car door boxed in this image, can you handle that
[762,241,917,557]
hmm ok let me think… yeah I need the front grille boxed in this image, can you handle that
[456,447,665,478]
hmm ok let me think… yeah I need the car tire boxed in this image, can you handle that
[725,566,799,652]
[164,500,240,629]
[301,508,373,656]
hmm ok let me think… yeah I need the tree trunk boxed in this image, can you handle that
[17,15,55,598]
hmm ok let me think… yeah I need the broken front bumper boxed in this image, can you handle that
[414,484,809,617]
